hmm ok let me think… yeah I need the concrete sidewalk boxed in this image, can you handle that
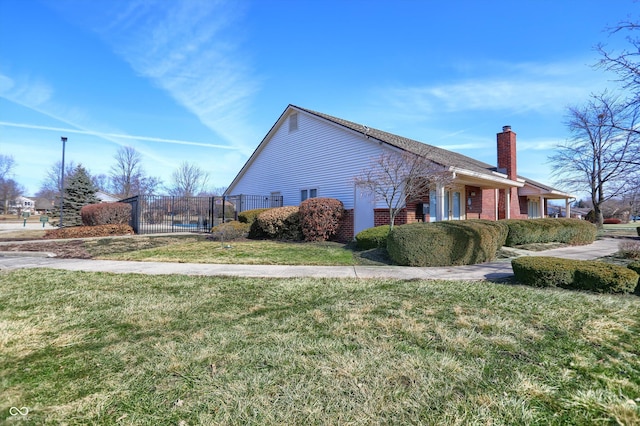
[0,238,624,281]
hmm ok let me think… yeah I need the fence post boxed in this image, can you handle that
[209,196,215,231]
[132,195,139,234]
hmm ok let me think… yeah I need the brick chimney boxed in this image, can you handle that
[497,125,517,180]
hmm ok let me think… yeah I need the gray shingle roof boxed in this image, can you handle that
[293,105,501,177]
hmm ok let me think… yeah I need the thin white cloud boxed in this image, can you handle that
[93,0,260,154]
[0,121,240,150]
[378,59,609,116]
[0,74,53,107]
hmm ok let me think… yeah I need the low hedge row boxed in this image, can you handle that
[387,220,507,267]
[503,218,596,246]
[44,224,135,239]
[511,256,638,294]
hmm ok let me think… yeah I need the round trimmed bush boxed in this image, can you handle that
[211,221,249,240]
[299,197,344,242]
[248,206,302,240]
[355,225,390,250]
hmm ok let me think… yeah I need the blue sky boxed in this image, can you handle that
[0,0,635,197]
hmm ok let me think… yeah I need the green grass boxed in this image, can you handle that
[91,239,373,266]
[2,269,639,424]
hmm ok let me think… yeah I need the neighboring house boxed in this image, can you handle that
[96,191,119,203]
[10,196,36,214]
[226,105,573,239]
[34,197,55,214]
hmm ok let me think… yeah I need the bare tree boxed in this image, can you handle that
[167,161,210,197]
[354,148,451,230]
[0,179,23,214]
[597,19,640,101]
[550,92,640,227]
[110,146,140,198]
[36,160,77,200]
[0,155,16,181]
[109,147,162,198]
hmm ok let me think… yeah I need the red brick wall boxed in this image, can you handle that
[480,188,497,220]
[374,208,408,227]
[497,126,517,179]
[334,208,354,242]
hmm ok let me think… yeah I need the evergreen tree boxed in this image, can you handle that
[51,165,99,227]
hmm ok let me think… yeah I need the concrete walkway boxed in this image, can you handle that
[0,238,624,281]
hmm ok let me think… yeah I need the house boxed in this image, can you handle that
[9,196,36,215]
[95,190,119,203]
[226,105,573,240]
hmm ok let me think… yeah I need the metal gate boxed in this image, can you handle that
[120,194,283,234]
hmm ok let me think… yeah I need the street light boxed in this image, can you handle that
[60,136,67,227]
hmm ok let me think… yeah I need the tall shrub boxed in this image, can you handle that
[299,197,344,242]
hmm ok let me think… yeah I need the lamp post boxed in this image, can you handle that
[60,136,67,227]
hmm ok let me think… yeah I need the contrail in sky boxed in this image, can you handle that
[0,121,238,150]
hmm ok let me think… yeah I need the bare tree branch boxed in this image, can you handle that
[550,92,640,227]
[167,161,210,197]
[354,148,451,229]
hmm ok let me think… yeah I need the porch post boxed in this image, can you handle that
[565,198,571,218]
[505,189,511,219]
[436,183,445,221]
[495,189,499,220]
[540,196,545,218]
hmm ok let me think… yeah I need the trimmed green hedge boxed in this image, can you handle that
[238,208,272,225]
[629,261,640,294]
[503,218,596,246]
[387,220,506,267]
[512,256,639,294]
[355,225,390,250]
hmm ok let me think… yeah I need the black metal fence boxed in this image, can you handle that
[120,194,283,234]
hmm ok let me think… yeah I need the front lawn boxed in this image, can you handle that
[2,270,639,424]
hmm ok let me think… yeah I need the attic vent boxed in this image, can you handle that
[289,113,298,132]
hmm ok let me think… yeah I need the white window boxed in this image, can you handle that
[301,188,318,202]
[289,113,298,132]
[528,199,540,218]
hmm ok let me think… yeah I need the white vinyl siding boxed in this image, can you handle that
[228,110,389,209]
